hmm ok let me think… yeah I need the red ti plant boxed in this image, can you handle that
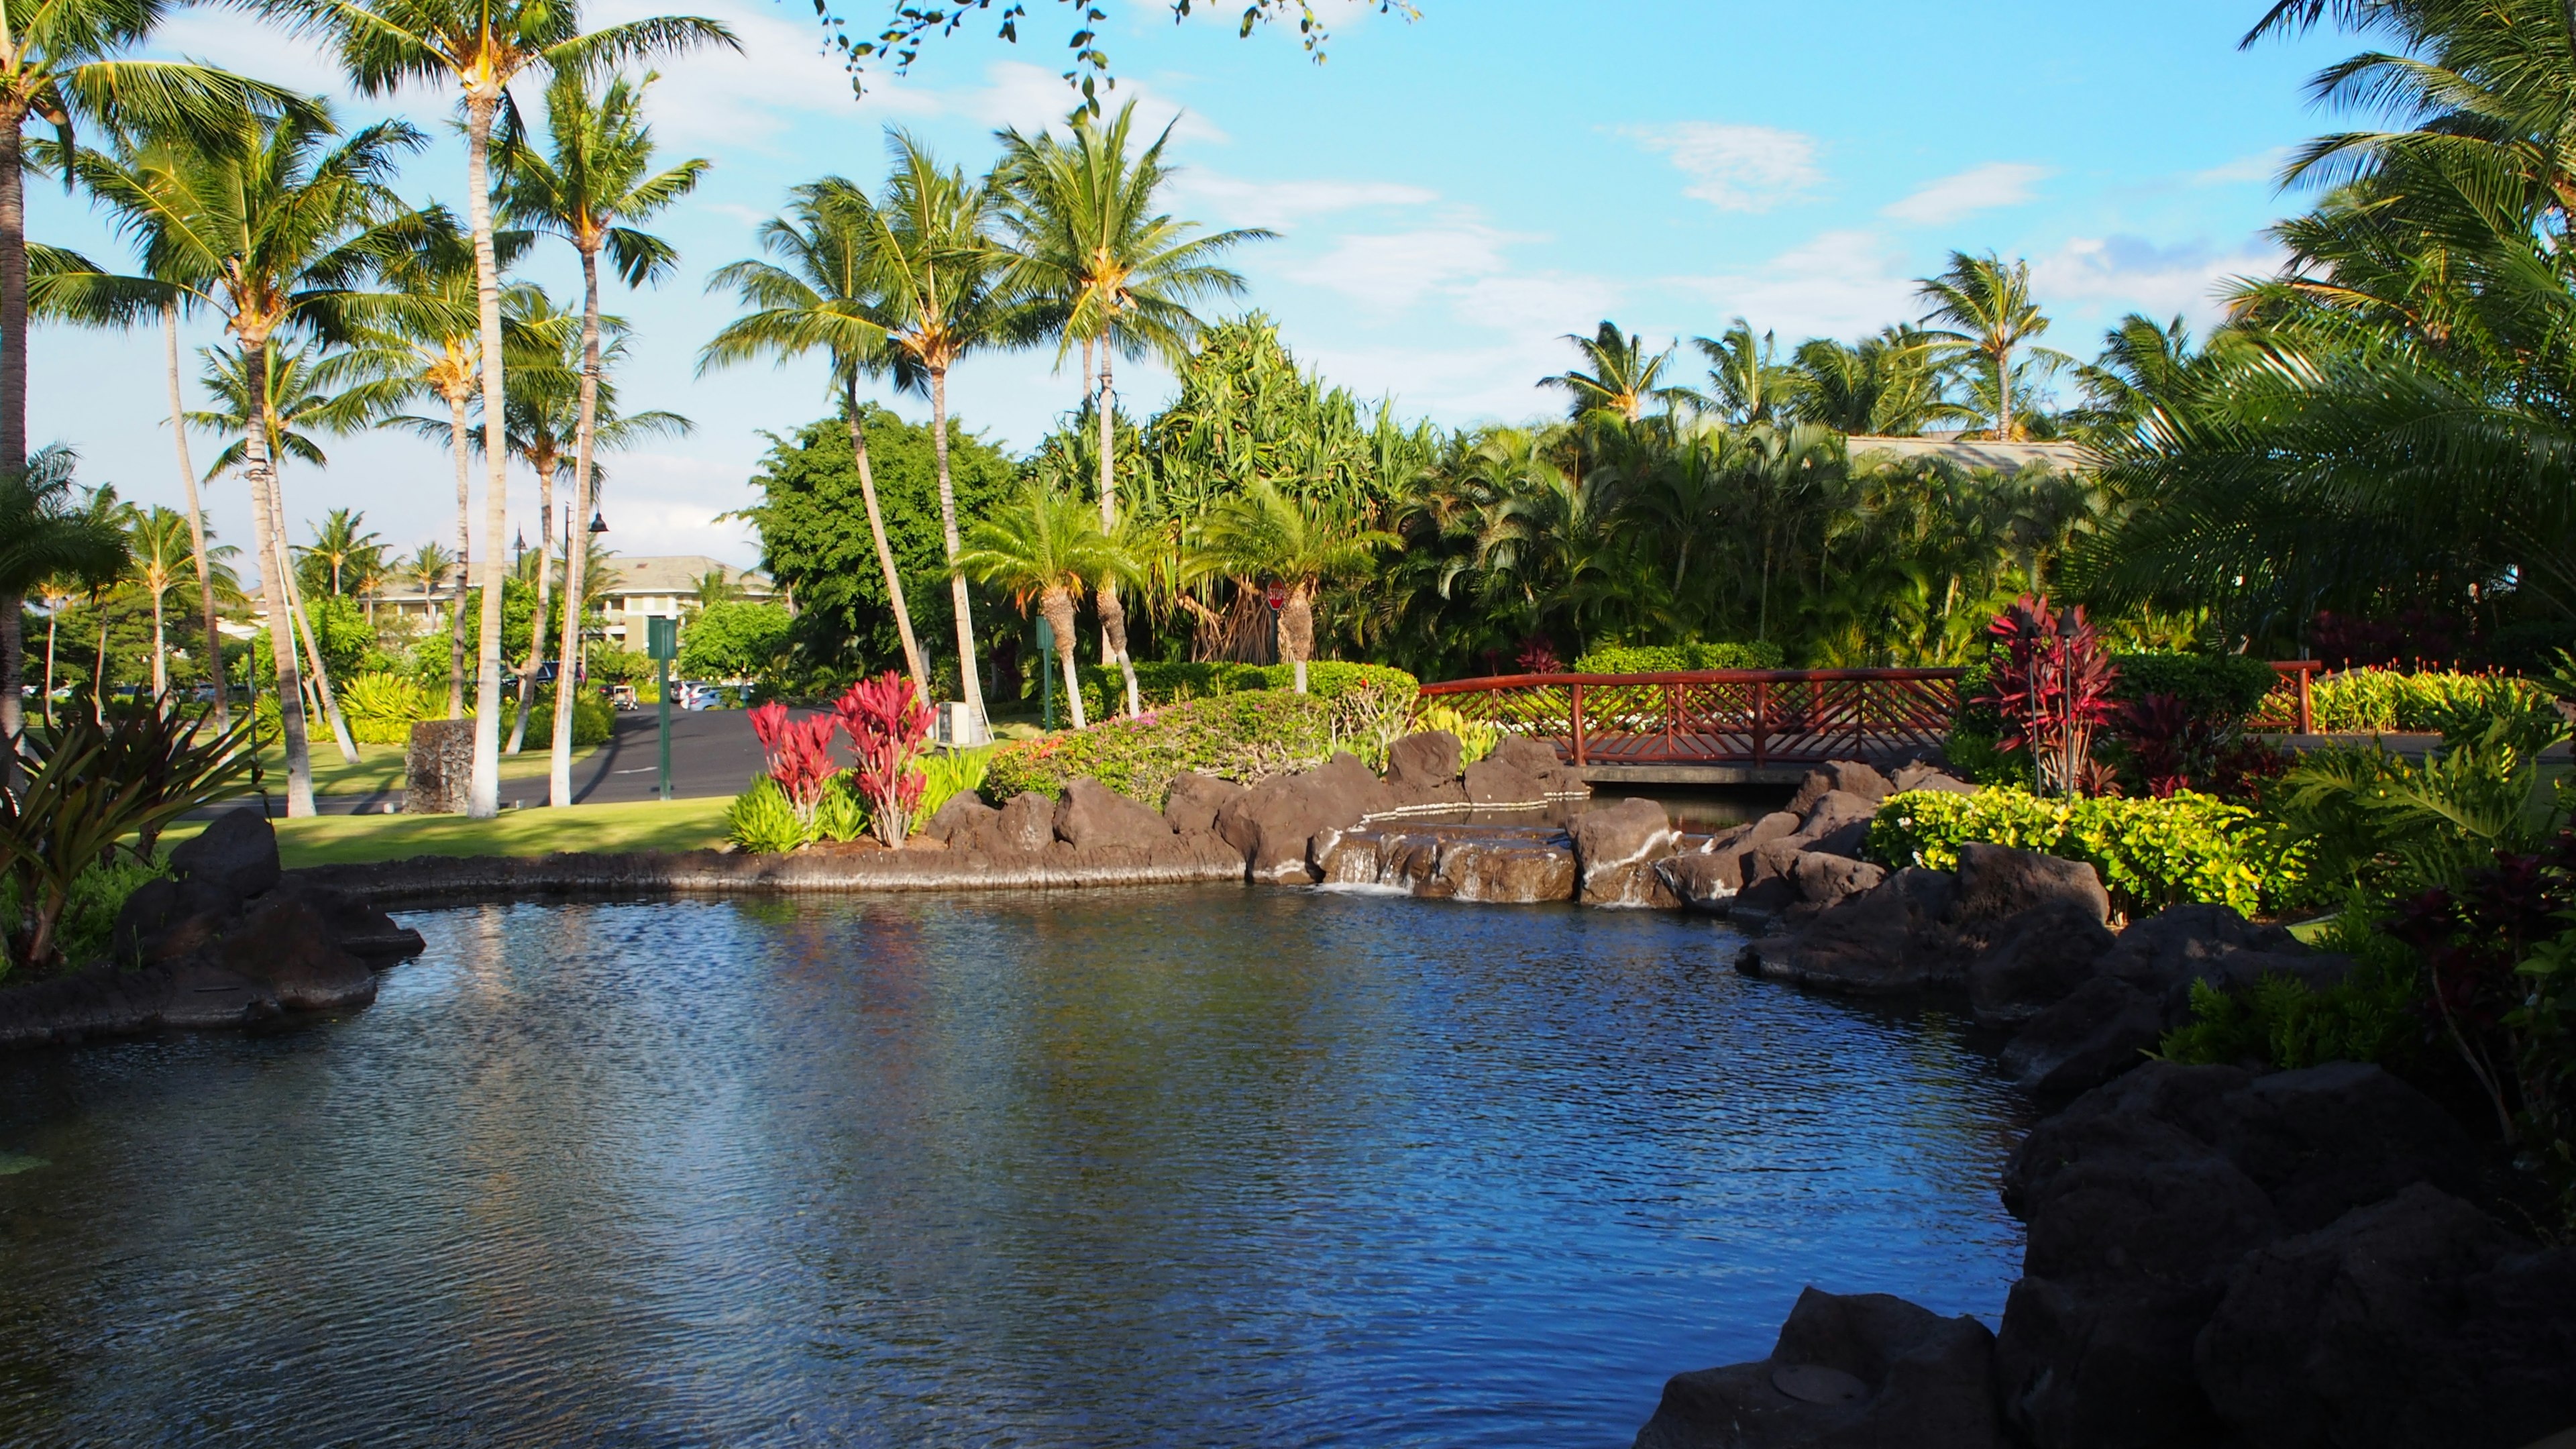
[834,672,932,847]
[748,700,842,824]
[1976,594,2119,796]
[2116,692,2287,800]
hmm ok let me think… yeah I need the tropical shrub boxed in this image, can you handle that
[1071,659,1416,724]
[0,855,169,979]
[2157,955,2426,1075]
[2308,668,2558,747]
[1570,641,1786,674]
[1413,702,1499,764]
[836,672,932,847]
[2263,725,2562,899]
[812,775,869,844]
[2109,692,2286,800]
[915,747,991,828]
[984,689,1338,806]
[1868,786,2279,916]
[726,776,808,855]
[1973,595,2120,796]
[2107,652,2279,720]
[498,691,614,750]
[340,671,431,746]
[678,600,794,682]
[748,701,841,822]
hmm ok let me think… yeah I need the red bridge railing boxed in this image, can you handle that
[1419,661,2323,768]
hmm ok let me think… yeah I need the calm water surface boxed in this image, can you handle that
[0,888,2029,1447]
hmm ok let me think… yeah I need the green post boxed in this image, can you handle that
[648,615,678,802]
[1036,616,1055,731]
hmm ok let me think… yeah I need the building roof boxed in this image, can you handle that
[1847,435,2095,473]
[592,555,773,597]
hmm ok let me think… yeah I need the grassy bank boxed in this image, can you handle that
[160,796,731,869]
[253,739,604,798]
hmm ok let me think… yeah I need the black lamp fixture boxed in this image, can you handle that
[588,510,608,535]
[513,528,527,562]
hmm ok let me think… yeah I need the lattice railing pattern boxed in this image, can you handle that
[1419,669,1965,767]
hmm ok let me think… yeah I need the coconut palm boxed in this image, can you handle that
[952,482,1138,731]
[402,539,455,630]
[73,101,427,813]
[297,505,384,596]
[992,99,1269,718]
[863,130,1037,729]
[270,0,736,818]
[498,66,706,805]
[0,447,127,749]
[1196,479,1393,692]
[1915,251,2068,441]
[1541,321,1691,425]
[702,177,928,704]
[127,504,237,696]
[1790,327,1970,437]
[1693,318,1797,425]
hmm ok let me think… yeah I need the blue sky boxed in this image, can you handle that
[28,0,2350,573]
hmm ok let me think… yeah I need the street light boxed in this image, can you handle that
[588,511,608,535]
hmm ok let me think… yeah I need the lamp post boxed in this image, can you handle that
[647,614,678,802]
[1036,616,1055,731]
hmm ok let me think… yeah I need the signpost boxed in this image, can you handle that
[1036,616,1055,731]
[647,616,678,802]
[1264,582,1286,612]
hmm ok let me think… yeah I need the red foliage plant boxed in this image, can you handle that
[748,700,841,812]
[1976,594,2119,796]
[1514,638,1564,675]
[2116,692,2287,801]
[834,672,932,847]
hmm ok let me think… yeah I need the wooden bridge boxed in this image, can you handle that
[1417,663,2322,786]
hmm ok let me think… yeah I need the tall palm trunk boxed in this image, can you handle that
[40,610,56,726]
[929,366,985,727]
[445,388,472,719]
[1994,343,2012,441]
[165,303,225,727]
[150,586,166,697]
[0,121,30,749]
[1042,586,1085,730]
[507,449,553,757]
[240,335,315,816]
[1095,323,1140,718]
[92,603,107,723]
[550,248,604,805]
[466,95,511,818]
[267,464,358,761]
[844,378,928,706]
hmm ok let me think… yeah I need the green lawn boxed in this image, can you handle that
[160,796,731,869]
[254,738,603,797]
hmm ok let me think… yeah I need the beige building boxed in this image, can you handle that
[365,554,777,647]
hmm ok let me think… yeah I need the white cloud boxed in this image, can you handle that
[966,61,1227,145]
[1882,162,2049,225]
[1672,229,1919,341]
[1284,223,1525,310]
[1619,122,1821,211]
[1171,173,1438,230]
[2033,233,2285,324]
[584,452,763,566]
[2194,148,2292,186]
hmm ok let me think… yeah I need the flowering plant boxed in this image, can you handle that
[834,672,932,847]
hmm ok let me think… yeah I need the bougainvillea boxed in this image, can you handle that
[833,672,932,847]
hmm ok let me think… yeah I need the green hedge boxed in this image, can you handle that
[1571,641,1786,674]
[2107,653,2279,719]
[985,689,1339,807]
[1070,660,1416,724]
[1866,786,2282,916]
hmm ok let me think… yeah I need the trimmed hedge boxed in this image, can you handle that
[1570,641,1786,674]
[1866,786,2282,916]
[2107,652,2278,719]
[1071,659,1415,725]
[985,689,1339,807]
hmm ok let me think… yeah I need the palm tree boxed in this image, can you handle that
[1541,321,1691,424]
[270,0,736,818]
[402,539,454,629]
[499,66,706,805]
[1693,318,1796,425]
[953,482,1137,730]
[702,177,929,704]
[1916,251,2068,441]
[74,101,425,814]
[0,0,289,502]
[1196,480,1392,692]
[127,504,236,696]
[0,447,127,751]
[298,505,384,596]
[993,99,1269,718]
[1789,327,1966,437]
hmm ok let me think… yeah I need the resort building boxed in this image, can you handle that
[360,554,777,646]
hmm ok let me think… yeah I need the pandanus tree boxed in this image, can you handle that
[993,99,1267,718]
[863,130,1034,729]
[0,0,292,743]
[498,66,706,805]
[952,481,1138,730]
[76,104,428,812]
[702,176,928,705]
[1196,480,1391,693]
[269,0,736,817]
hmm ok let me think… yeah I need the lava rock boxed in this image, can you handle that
[404,718,474,814]
[1953,843,2108,928]
[921,792,1001,851]
[1216,755,1387,883]
[168,806,282,900]
[1968,900,2118,1030]
[1384,731,1463,790]
[1891,763,1979,796]
[2196,1183,2576,1449]
[1489,735,1582,796]
[1999,975,2167,1099]
[1053,777,1175,851]
[1570,798,1678,905]
[1161,771,1244,836]
[1633,1288,2006,1449]
[1741,867,1974,993]
[208,894,379,1012]
[1790,853,1887,912]
[1786,761,1894,816]
[108,875,241,968]
[1461,757,1548,808]
[1659,851,1743,914]
[994,792,1057,852]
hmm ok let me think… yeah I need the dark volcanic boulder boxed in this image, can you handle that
[169,806,282,900]
[1998,975,2167,1099]
[1570,798,1678,905]
[2101,903,2347,1010]
[1384,731,1462,791]
[1786,761,1894,816]
[1053,777,1175,851]
[109,875,241,968]
[1658,851,1741,914]
[994,792,1057,852]
[2196,1183,2576,1449]
[1461,756,1546,808]
[921,792,1000,851]
[207,894,379,1011]
[1953,843,2108,928]
[1789,853,1886,913]
[1968,900,2118,1030]
[1632,1288,2005,1449]
[1891,763,1978,796]
[1489,735,1582,796]
[1741,868,1973,993]
[1216,755,1386,883]
[1161,771,1243,836]
[1786,790,1878,860]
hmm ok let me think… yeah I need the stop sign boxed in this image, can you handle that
[1265,583,1287,610]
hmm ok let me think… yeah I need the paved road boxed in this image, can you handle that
[311,708,772,815]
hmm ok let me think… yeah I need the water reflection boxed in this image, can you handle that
[0,888,2027,1446]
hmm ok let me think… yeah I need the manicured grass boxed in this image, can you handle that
[159,796,731,869]
[254,738,602,797]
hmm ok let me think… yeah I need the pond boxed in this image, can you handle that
[0,888,2029,1447]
